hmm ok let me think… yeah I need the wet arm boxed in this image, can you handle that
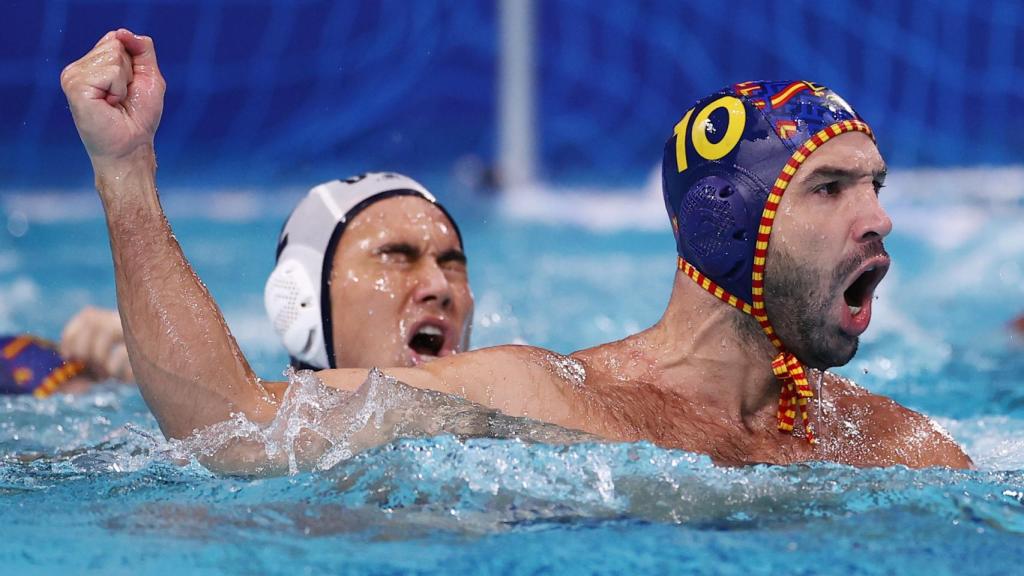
[96,153,279,439]
[318,345,584,428]
[894,411,974,469]
[60,30,281,446]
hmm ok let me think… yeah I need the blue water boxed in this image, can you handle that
[1,182,1023,574]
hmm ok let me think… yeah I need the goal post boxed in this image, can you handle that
[498,0,537,189]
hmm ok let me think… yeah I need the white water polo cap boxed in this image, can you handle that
[264,173,461,369]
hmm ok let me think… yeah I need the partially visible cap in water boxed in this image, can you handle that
[0,335,83,397]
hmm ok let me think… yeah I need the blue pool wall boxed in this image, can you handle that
[3,0,1023,190]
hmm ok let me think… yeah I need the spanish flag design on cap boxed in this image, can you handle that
[0,335,85,398]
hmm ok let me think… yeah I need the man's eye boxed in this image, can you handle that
[378,248,415,264]
[815,182,840,196]
[873,181,886,195]
[441,259,467,274]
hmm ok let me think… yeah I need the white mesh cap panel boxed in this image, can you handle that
[264,246,328,368]
[266,261,302,335]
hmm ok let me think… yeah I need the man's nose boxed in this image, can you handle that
[412,260,453,309]
[851,184,893,242]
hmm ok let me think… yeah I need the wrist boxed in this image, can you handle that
[92,145,162,214]
[91,144,157,182]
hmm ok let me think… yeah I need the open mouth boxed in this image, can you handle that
[407,322,449,362]
[843,266,884,315]
[840,258,890,335]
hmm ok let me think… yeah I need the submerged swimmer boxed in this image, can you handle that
[0,308,130,397]
[62,30,969,472]
[0,334,86,397]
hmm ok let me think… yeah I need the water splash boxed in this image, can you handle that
[167,367,594,476]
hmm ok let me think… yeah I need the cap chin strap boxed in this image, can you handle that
[681,119,875,445]
[771,351,815,442]
[678,257,816,443]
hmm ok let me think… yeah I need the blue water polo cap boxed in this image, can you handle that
[662,81,875,443]
[662,80,868,306]
[0,335,83,397]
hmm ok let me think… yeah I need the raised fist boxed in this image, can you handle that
[60,29,164,168]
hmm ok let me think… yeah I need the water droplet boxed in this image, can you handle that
[7,211,28,237]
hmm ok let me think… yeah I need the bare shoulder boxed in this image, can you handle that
[420,345,582,421]
[825,373,973,469]
[316,345,579,423]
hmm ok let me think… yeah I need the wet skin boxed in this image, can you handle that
[328,196,473,369]
[63,29,971,471]
[763,131,892,370]
[357,132,971,469]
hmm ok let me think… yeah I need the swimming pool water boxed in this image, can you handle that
[1,180,1023,574]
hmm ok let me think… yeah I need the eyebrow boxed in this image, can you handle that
[376,242,420,257]
[376,243,466,266]
[437,248,467,266]
[799,163,888,186]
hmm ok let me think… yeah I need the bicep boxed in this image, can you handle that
[260,369,383,403]
[315,366,447,395]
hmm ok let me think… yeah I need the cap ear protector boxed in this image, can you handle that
[264,173,460,370]
[662,81,875,443]
[264,257,321,362]
[675,169,767,301]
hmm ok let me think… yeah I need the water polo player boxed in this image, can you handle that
[53,172,472,390]
[60,175,475,382]
[63,29,969,471]
[0,309,129,396]
[264,172,472,371]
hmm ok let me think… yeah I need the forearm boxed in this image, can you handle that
[96,150,277,439]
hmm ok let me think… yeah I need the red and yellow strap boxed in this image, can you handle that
[32,360,85,398]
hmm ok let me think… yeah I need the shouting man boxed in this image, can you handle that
[61,30,970,473]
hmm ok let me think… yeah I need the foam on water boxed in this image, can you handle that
[6,423,1024,536]
[165,368,593,476]
[12,372,1017,538]
[3,374,1023,574]
[941,416,1024,471]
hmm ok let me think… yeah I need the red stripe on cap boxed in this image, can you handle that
[769,82,811,109]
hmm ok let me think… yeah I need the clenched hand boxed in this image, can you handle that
[60,29,165,171]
